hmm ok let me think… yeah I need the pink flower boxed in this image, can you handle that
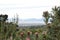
[26,37,30,40]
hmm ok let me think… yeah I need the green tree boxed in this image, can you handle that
[0,14,18,40]
[0,14,8,40]
[43,11,50,25]
[47,6,60,40]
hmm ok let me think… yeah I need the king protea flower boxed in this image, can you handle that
[35,32,38,38]
[27,31,32,36]
[20,32,24,37]
[27,31,30,36]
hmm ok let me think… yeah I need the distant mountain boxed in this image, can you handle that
[19,18,44,23]
[21,18,43,21]
[19,18,45,26]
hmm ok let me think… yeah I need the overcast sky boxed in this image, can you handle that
[0,0,60,19]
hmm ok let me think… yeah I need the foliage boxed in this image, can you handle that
[47,6,60,40]
[0,6,60,40]
[43,11,50,25]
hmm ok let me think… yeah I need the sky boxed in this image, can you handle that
[0,0,60,19]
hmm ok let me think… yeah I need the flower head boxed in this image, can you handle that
[20,32,24,37]
[26,37,30,40]
[35,32,38,38]
[27,31,31,36]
